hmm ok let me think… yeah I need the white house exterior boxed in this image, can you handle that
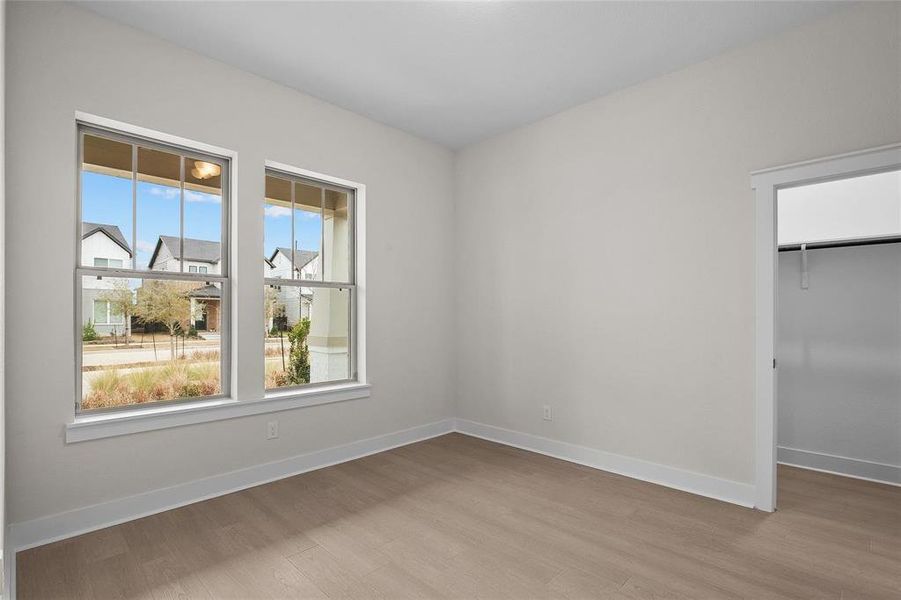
[266,247,319,329]
[81,222,133,337]
[148,236,221,275]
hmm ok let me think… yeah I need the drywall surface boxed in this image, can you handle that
[454,4,901,485]
[6,2,455,523]
[778,245,901,479]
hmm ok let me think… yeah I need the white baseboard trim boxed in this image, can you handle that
[454,418,756,509]
[8,418,454,555]
[778,446,901,486]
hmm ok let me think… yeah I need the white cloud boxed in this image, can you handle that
[265,205,292,218]
[148,186,179,199]
[185,190,221,204]
[146,186,221,204]
[136,240,156,253]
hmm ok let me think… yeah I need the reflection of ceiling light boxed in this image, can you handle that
[191,161,220,180]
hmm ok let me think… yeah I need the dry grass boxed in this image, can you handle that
[264,361,295,389]
[82,361,220,410]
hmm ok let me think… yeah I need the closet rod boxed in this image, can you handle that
[778,235,901,253]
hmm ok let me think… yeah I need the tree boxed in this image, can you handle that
[98,279,135,345]
[264,287,286,335]
[134,280,193,361]
[286,318,311,384]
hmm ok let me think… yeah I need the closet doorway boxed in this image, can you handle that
[752,144,901,511]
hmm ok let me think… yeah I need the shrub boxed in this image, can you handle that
[286,318,311,385]
[265,366,291,389]
[82,320,98,342]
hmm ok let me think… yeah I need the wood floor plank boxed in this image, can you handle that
[17,433,901,599]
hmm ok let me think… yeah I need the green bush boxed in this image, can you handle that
[82,319,98,342]
[286,318,311,385]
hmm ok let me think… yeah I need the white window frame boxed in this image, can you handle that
[264,161,367,396]
[751,142,901,512]
[65,113,368,444]
[76,121,231,415]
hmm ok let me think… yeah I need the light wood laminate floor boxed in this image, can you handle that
[17,433,901,599]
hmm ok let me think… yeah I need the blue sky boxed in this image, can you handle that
[82,171,322,266]
[264,200,321,259]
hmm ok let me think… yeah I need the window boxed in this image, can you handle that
[93,258,124,268]
[78,125,229,412]
[93,299,125,325]
[264,169,355,390]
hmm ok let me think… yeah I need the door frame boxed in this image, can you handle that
[750,142,901,512]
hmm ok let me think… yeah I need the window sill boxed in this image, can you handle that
[65,382,371,443]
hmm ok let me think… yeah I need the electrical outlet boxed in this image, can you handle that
[267,420,279,440]
[542,405,552,421]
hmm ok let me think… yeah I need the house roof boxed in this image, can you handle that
[82,222,133,257]
[188,283,221,299]
[149,236,221,268]
[271,247,318,272]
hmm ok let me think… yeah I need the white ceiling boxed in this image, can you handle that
[79,1,843,149]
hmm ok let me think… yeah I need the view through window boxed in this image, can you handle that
[264,171,354,390]
[78,127,228,411]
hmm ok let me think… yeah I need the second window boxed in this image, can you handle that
[264,169,355,390]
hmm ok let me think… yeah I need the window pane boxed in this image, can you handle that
[184,156,223,271]
[81,134,133,269]
[137,147,181,271]
[81,276,222,410]
[294,181,322,281]
[264,175,293,279]
[93,258,108,268]
[265,285,350,389]
[93,300,107,324]
[323,188,352,282]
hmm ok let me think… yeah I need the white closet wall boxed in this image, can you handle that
[777,243,901,484]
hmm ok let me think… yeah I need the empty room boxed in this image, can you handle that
[1,1,900,598]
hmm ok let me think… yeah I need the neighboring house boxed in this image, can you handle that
[148,235,221,275]
[267,247,319,281]
[265,247,319,331]
[148,236,222,332]
[81,222,133,337]
[81,226,322,339]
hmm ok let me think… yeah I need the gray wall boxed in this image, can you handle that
[453,4,901,486]
[778,244,901,483]
[6,2,455,524]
